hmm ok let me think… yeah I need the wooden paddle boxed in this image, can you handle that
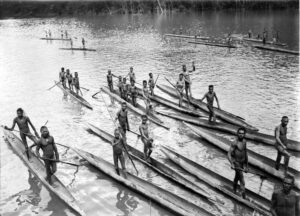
[35,154,80,167]
[47,82,60,90]
[92,91,101,98]
[165,77,190,107]
[80,87,89,91]
[233,167,267,180]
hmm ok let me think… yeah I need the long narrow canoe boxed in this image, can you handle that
[40,38,71,41]
[243,37,287,47]
[161,145,271,216]
[59,48,96,52]
[2,128,86,216]
[164,33,210,40]
[254,45,299,55]
[135,87,208,117]
[183,122,300,190]
[156,110,300,152]
[55,81,93,110]
[69,140,213,215]
[157,84,258,131]
[189,41,237,48]
[101,87,169,130]
[87,123,218,205]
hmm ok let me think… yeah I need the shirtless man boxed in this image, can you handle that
[274,116,291,175]
[112,128,127,175]
[73,72,80,95]
[115,102,130,138]
[122,78,129,101]
[107,70,114,92]
[228,127,248,199]
[200,85,220,123]
[271,175,299,216]
[36,126,59,184]
[4,108,40,159]
[59,67,66,88]
[139,115,154,161]
[182,64,192,100]
[142,80,152,114]
[117,76,123,98]
[148,73,155,96]
[176,73,185,107]
[190,61,196,72]
[129,80,138,107]
[66,69,73,90]
[128,67,135,84]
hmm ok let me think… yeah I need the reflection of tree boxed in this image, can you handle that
[116,188,138,216]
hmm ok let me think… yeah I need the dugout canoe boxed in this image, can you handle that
[59,48,96,51]
[2,128,86,216]
[183,122,300,190]
[188,41,237,48]
[164,34,210,40]
[156,110,300,152]
[243,37,287,47]
[101,87,169,130]
[254,45,299,55]
[40,37,71,41]
[157,84,258,131]
[160,145,271,216]
[86,123,219,205]
[55,81,93,110]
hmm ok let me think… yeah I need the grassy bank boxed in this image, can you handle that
[0,0,298,19]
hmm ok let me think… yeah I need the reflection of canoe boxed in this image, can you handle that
[87,123,217,205]
[183,122,300,190]
[3,128,86,216]
[189,41,237,48]
[156,110,300,152]
[101,87,169,130]
[40,37,71,41]
[59,48,96,51]
[164,33,210,40]
[254,45,299,55]
[157,84,258,131]
[72,127,213,216]
[55,81,93,110]
[243,37,287,47]
[161,145,272,216]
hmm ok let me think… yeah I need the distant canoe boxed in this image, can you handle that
[189,41,237,48]
[59,48,96,52]
[243,37,287,47]
[254,45,299,55]
[40,38,71,41]
[164,34,210,40]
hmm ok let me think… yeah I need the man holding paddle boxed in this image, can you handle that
[36,126,59,185]
[4,108,40,159]
[228,127,248,199]
[200,85,220,123]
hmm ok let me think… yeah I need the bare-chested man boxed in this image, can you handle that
[128,67,135,84]
[59,67,66,88]
[176,73,185,107]
[73,72,81,95]
[139,115,153,161]
[200,85,220,123]
[274,116,291,175]
[4,108,40,159]
[112,128,127,175]
[228,127,248,199]
[148,73,155,96]
[107,70,114,92]
[129,80,138,107]
[115,102,130,138]
[36,126,59,184]
[142,80,152,114]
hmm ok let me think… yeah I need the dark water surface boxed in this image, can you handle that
[0,9,299,216]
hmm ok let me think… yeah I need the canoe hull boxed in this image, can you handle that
[254,45,299,55]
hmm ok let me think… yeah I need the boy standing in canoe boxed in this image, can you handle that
[274,116,291,175]
[112,128,127,176]
[200,85,220,123]
[107,70,114,92]
[228,127,248,199]
[115,102,130,138]
[4,108,40,159]
[36,126,59,185]
[139,115,153,161]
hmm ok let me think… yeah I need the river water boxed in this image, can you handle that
[0,9,299,216]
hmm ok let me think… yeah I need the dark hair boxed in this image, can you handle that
[149,73,152,76]
[61,67,64,70]
[209,85,214,88]
[17,108,23,113]
[237,127,246,134]
[179,73,183,76]
[282,116,288,120]
[284,174,295,184]
[40,126,48,132]
[143,80,147,84]
[141,114,148,119]
[122,102,127,106]
[123,77,126,81]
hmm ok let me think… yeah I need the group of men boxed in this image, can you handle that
[59,67,81,95]
[247,29,280,44]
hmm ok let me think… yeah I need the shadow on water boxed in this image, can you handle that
[115,188,139,216]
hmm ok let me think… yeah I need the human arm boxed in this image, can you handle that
[35,140,41,158]
[115,110,120,122]
[275,126,287,149]
[214,93,220,109]
[52,137,59,160]
[27,117,40,138]
[4,118,17,131]
[200,93,207,102]
[126,115,130,131]
[227,143,235,169]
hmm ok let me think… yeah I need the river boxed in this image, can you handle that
[0,9,299,216]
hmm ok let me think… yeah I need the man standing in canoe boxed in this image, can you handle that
[122,77,129,101]
[73,72,81,95]
[36,126,59,185]
[274,116,291,175]
[66,69,73,90]
[117,76,124,98]
[270,175,299,216]
[228,127,248,199]
[128,67,135,84]
[4,108,40,159]
[115,102,130,138]
[142,80,152,114]
[129,80,138,107]
[139,115,154,161]
[107,70,114,92]
[59,67,66,88]
[189,61,196,72]
[176,73,185,107]
[200,85,220,123]
[182,64,192,99]
[148,73,155,96]
[112,128,127,176]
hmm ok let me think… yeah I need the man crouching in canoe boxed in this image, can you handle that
[139,115,154,161]
[228,127,248,199]
[112,128,127,176]
[200,85,220,123]
[274,116,291,175]
[36,126,59,185]
[115,102,130,138]
[4,108,40,159]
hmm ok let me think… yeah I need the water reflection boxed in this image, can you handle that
[115,188,138,216]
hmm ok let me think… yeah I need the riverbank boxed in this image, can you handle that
[0,0,298,19]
